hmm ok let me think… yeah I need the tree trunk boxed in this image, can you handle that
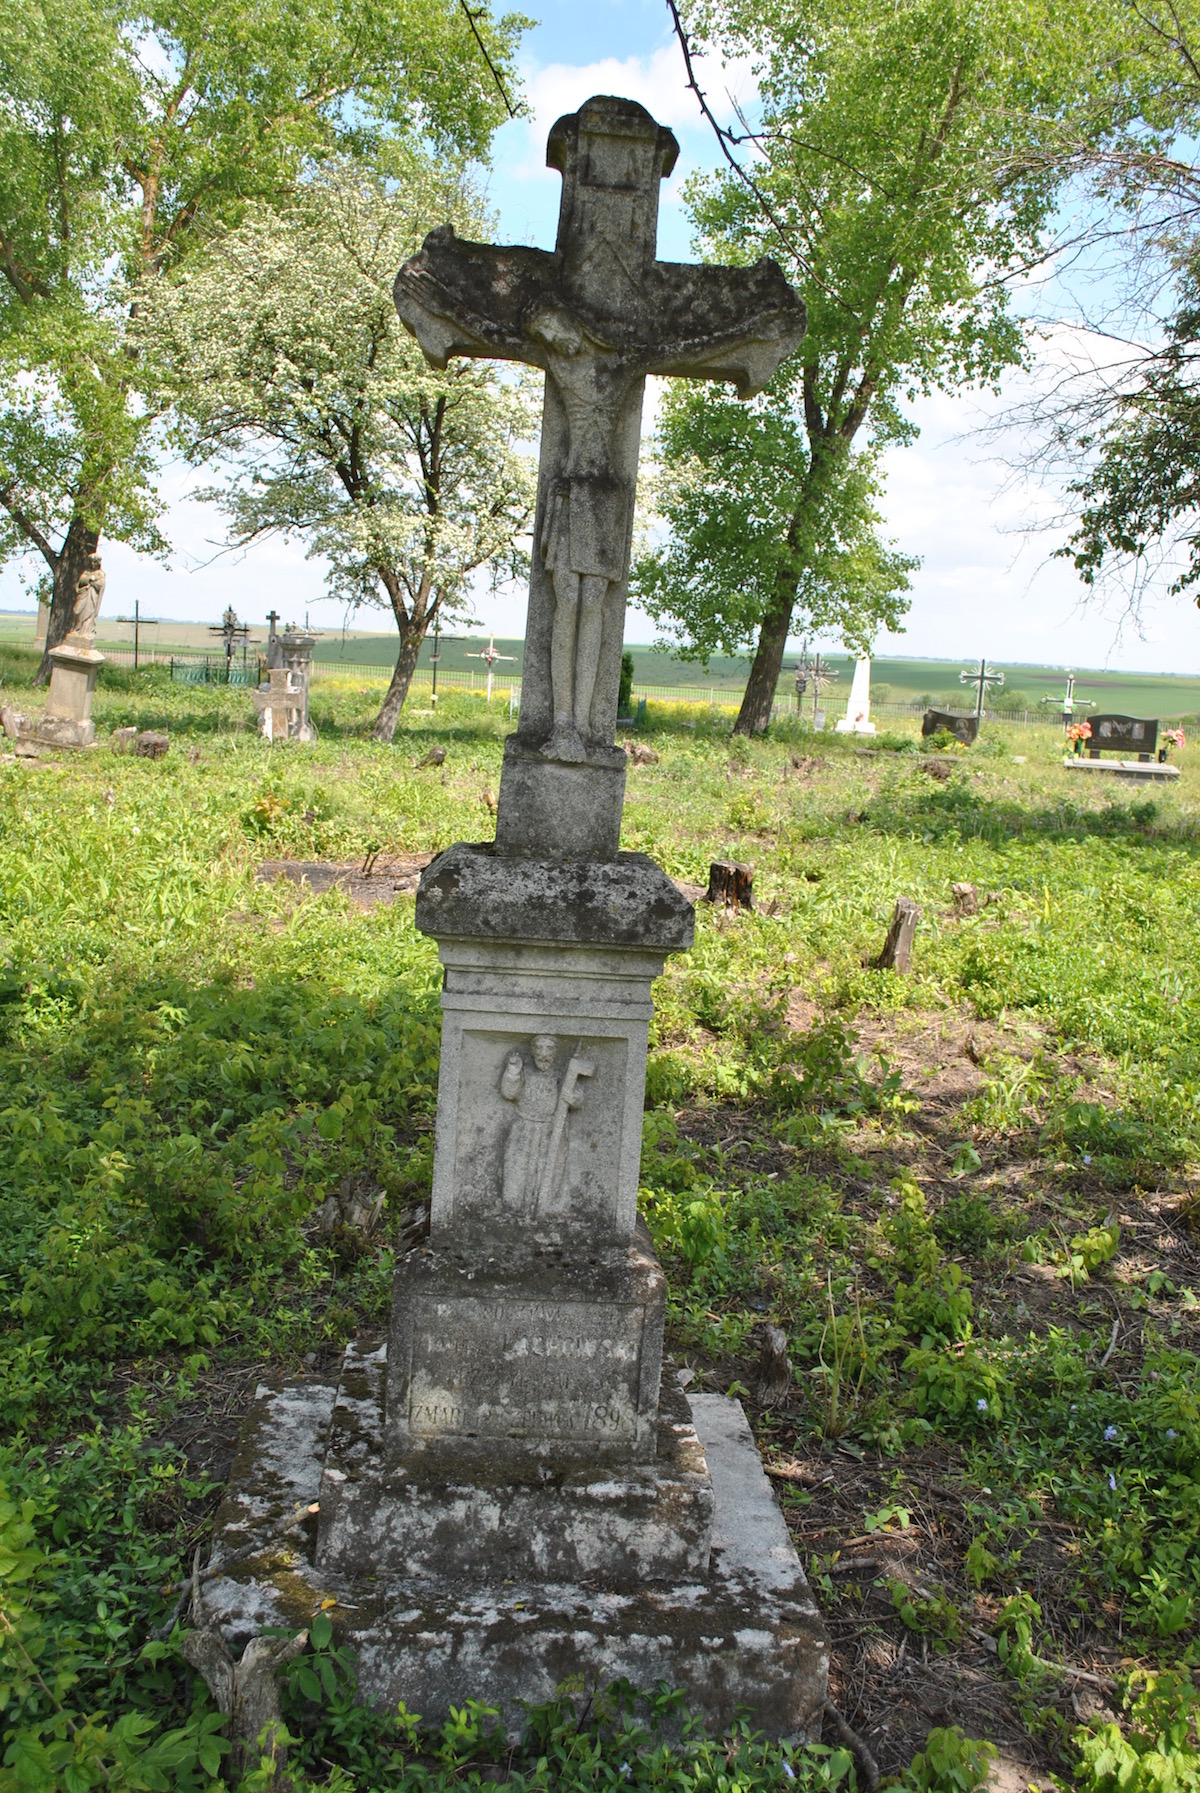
[734,575,797,737]
[372,623,424,742]
[35,515,100,683]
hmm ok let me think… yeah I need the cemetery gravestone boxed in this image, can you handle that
[205,97,828,1736]
[254,629,318,741]
[33,557,107,747]
[835,657,875,735]
[1066,711,1179,782]
[922,707,978,746]
[1088,713,1157,761]
[4,558,106,748]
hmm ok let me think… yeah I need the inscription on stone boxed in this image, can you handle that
[404,1295,644,1443]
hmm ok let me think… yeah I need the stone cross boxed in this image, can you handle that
[204,98,830,1740]
[395,95,804,833]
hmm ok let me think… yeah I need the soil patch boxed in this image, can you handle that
[256,853,433,908]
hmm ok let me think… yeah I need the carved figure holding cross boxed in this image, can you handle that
[395,96,805,769]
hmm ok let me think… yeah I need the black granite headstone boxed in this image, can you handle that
[922,708,979,745]
[1087,714,1158,761]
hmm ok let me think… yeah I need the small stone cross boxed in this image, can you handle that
[395,96,805,765]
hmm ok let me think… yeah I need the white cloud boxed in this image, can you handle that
[487,39,757,254]
[520,40,755,148]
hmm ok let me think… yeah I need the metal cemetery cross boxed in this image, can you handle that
[396,95,804,838]
[960,656,1005,719]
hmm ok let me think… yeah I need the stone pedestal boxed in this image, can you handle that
[203,1373,829,1739]
[318,1339,712,1580]
[204,839,830,1736]
[39,640,104,747]
[495,738,628,859]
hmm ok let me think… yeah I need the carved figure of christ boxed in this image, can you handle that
[394,95,806,764]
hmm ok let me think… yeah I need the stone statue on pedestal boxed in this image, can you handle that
[67,556,105,646]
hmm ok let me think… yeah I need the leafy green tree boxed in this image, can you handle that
[146,162,537,738]
[1054,338,1198,606]
[0,0,525,672]
[1017,0,1200,609]
[635,374,914,682]
[650,0,1077,734]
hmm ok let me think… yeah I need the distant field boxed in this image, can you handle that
[2,609,1198,717]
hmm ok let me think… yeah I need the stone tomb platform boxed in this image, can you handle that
[1065,756,1180,782]
[42,640,104,747]
[202,844,828,1737]
[202,1366,830,1739]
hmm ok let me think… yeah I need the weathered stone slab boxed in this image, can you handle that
[318,1340,712,1581]
[416,843,694,950]
[202,1380,830,1741]
[386,1229,665,1465]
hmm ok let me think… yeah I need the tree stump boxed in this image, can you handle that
[756,1323,792,1405]
[706,860,754,911]
[871,897,921,972]
[179,1553,308,1784]
[951,881,978,916]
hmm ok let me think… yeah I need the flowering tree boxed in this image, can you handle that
[0,0,525,673]
[146,162,537,737]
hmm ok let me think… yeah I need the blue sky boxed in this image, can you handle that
[6,0,1200,674]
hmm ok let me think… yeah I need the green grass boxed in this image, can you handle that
[2,652,1200,1790]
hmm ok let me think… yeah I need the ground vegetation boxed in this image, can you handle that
[1,657,1200,1787]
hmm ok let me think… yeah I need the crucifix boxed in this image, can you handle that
[960,656,1004,719]
[1045,670,1094,729]
[395,96,805,787]
[466,633,516,703]
[790,646,839,727]
[112,597,162,670]
[205,98,830,1729]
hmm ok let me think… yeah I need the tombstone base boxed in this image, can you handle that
[202,1377,830,1741]
[495,737,628,859]
[1065,757,1180,781]
[36,713,96,748]
[318,1339,713,1581]
[383,1230,666,1466]
[19,641,106,747]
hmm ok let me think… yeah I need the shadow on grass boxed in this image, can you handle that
[0,954,441,1428]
